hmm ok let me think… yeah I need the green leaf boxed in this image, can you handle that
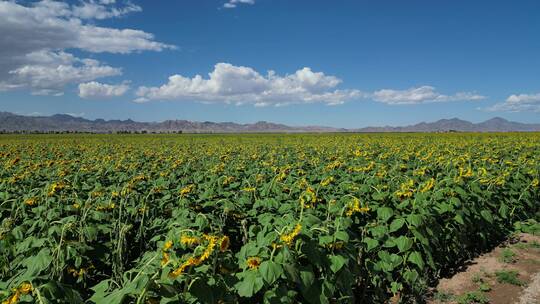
[480,210,494,224]
[390,282,402,294]
[259,261,282,284]
[22,248,52,278]
[403,269,419,283]
[407,214,423,227]
[411,228,429,246]
[328,255,347,273]
[449,197,461,207]
[283,263,300,283]
[377,207,393,223]
[236,271,264,298]
[89,280,111,303]
[372,192,387,201]
[299,266,325,304]
[40,281,84,304]
[378,250,391,263]
[499,203,508,219]
[299,268,315,288]
[389,254,403,268]
[383,238,396,248]
[369,225,388,238]
[454,214,465,225]
[389,218,406,232]
[363,237,379,251]
[318,235,334,246]
[90,280,110,295]
[334,231,349,242]
[408,251,425,270]
[394,236,413,252]
[101,289,128,304]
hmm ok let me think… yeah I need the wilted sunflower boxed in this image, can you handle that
[220,236,230,252]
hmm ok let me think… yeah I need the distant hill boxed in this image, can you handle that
[0,112,538,133]
[0,112,342,133]
[354,117,540,132]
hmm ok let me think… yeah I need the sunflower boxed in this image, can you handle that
[24,197,37,206]
[219,236,230,252]
[281,223,302,246]
[199,235,218,262]
[18,283,32,294]
[346,197,370,216]
[180,235,200,247]
[320,176,334,187]
[163,240,173,250]
[161,251,170,266]
[2,282,33,304]
[179,184,195,197]
[419,178,435,193]
[246,257,261,270]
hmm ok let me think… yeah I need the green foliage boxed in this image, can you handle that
[514,240,540,250]
[0,133,539,303]
[499,248,517,263]
[456,291,489,304]
[471,273,483,284]
[433,290,455,303]
[514,219,540,235]
[478,283,491,292]
[495,270,524,286]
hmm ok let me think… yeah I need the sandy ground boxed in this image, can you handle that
[428,233,540,304]
[517,272,540,304]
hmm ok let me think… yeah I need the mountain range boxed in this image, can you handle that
[352,117,540,132]
[0,112,539,133]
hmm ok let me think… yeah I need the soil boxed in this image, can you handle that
[428,233,540,304]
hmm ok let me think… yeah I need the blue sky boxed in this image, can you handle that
[0,0,539,127]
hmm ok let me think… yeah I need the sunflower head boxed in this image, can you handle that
[19,282,32,294]
[180,235,200,247]
[220,236,230,252]
[163,240,173,251]
[246,257,261,270]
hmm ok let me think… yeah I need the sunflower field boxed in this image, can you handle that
[0,133,539,303]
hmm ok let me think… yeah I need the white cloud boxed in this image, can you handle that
[0,0,173,95]
[486,93,540,112]
[79,81,130,98]
[135,63,362,106]
[2,50,121,95]
[372,86,485,105]
[224,0,255,8]
[71,0,142,20]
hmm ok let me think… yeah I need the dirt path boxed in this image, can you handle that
[428,233,540,304]
[516,272,540,304]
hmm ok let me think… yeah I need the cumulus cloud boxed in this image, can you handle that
[372,86,485,105]
[135,63,363,106]
[224,0,255,9]
[486,93,540,112]
[78,81,130,99]
[3,51,121,96]
[0,0,173,95]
